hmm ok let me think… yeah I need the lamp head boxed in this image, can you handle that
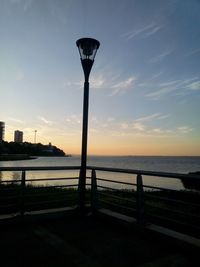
[76,38,100,61]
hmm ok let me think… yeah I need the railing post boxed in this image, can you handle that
[91,169,98,214]
[136,174,145,225]
[20,170,26,217]
[78,170,82,208]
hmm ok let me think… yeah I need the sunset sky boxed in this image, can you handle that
[1,0,200,156]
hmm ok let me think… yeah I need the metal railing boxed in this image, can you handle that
[0,165,200,238]
[0,166,81,217]
[88,166,200,238]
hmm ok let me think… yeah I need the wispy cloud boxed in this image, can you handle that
[143,25,162,37]
[89,116,116,134]
[90,74,105,89]
[65,114,81,125]
[187,48,200,57]
[149,49,174,63]
[38,116,53,125]
[110,76,136,96]
[187,81,200,91]
[107,117,115,122]
[157,114,171,120]
[135,113,170,122]
[121,122,129,129]
[83,114,194,140]
[159,80,181,87]
[132,122,145,131]
[135,113,162,122]
[66,74,105,90]
[10,0,33,12]
[146,86,176,99]
[145,77,199,100]
[177,126,193,134]
[151,71,164,80]
[122,22,163,40]
[66,69,136,96]
[115,123,194,138]
[8,117,25,124]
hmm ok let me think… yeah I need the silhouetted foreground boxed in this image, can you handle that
[0,213,198,267]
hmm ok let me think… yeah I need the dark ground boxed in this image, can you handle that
[0,213,198,267]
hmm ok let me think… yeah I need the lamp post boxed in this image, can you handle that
[34,130,37,144]
[76,38,100,211]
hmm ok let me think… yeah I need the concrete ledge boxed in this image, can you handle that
[98,208,200,249]
[0,213,19,221]
[146,224,200,248]
[25,206,77,215]
[99,208,136,223]
[0,206,78,225]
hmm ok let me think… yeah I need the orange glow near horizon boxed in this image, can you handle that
[49,137,200,157]
[4,126,200,156]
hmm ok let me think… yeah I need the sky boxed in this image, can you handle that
[0,0,200,156]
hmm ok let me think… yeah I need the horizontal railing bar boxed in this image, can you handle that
[143,185,179,192]
[0,166,81,171]
[0,180,21,183]
[25,198,76,206]
[26,189,78,197]
[97,185,135,193]
[97,177,136,186]
[0,203,17,208]
[145,193,200,207]
[26,194,70,199]
[98,191,136,204]
[145,202,200,218]
[0,196,18,200]
[25,184,78,190]
[88,166,200,180]
[1,165,199,181]
[0,188,21,191]
[26,194,76,203]
[100,199,136,211]
[26,177,78,182]
[147,213,200,230]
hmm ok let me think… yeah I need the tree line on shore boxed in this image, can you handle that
[0,141,65,156]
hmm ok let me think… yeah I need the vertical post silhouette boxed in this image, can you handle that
[76,38,100,212]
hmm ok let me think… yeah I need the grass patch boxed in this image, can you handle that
[0,183,81,214]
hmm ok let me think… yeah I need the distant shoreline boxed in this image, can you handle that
[0,154,71,161]
[0,154,37,161]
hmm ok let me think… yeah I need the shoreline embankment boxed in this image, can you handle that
[0,154,37,161]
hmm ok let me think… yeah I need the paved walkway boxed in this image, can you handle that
[0,214,197,267]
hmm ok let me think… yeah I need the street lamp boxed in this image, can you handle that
[76,38,100,211]
[34,130,37,144]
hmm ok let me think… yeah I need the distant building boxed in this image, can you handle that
[14,130,23,143]
[0,121,5,143]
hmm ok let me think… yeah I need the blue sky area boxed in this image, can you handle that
[1,0,200,155]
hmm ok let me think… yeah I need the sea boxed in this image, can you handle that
[0,156,200,191]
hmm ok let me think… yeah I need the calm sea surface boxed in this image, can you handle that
[0,156,200,190]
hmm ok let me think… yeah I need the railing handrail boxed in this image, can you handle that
[0,165,199,181]
[88,165,200,180]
